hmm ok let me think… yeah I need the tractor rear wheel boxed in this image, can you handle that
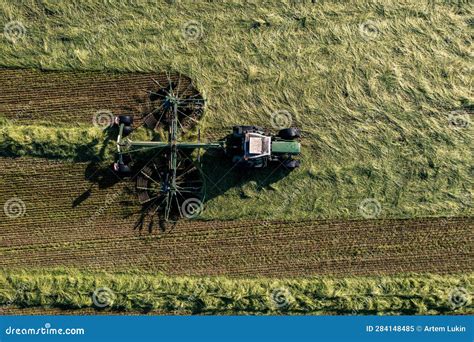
[113,162,131,175]
[278,128,301,140]
[232,126,265,136]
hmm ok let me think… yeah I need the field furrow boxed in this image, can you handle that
[0,69,198,126]
[1,158,471,277]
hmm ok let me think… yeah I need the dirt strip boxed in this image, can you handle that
[0,68,198,125]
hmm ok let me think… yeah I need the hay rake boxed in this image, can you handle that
[113,74,301,221]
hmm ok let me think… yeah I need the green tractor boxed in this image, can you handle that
[114,122,301,173]
[111,75,301,220]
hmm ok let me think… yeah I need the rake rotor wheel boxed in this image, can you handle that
[135,154,205,221]
[142,73,204,133]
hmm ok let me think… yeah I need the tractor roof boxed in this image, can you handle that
[245,133,271,158]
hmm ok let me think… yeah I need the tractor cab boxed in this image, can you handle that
[228,126,301,168]
[245,133,271,159]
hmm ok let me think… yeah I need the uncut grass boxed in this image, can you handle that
[0,0,472,220]
[0,269,472,315]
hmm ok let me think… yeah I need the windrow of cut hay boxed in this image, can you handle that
[0,119,153,160]
[0,269,472,315]
[0,121,107,160]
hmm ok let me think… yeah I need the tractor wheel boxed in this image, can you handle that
[278,128,301,140]
[122,125,133,137]
[115,115,133,126]
[232,126,265,136]
[121,154,132,164]
[283,159,300,169]
[113,162,131,175]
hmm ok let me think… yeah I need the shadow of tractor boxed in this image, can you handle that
[199,147,293,203]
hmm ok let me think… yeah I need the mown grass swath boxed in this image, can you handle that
[0,119,155,161]
[0,121,108,161]
[0,269,472,315]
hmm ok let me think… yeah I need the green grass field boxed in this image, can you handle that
[1,0,472,221]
